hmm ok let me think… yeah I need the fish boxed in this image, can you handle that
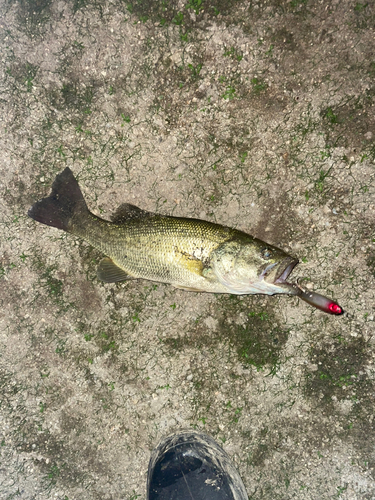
[28,167,343,315]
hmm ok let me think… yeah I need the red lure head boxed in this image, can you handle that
[328,302,343,315]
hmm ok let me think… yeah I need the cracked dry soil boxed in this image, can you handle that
[1,0,375,499]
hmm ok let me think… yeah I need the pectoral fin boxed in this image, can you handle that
[97,257,133,283]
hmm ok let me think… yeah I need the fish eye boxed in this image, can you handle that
[261,248,272,260]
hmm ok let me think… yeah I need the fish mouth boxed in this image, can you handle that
[261,257,298,287]
[255,257,299,295]
[275,257,299,285]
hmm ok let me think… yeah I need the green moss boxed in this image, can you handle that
[124,0,243,26]
[38,265,64,301]
[320,90,375,150]
[15,0,52,34]
[7,61,39,92]
[251,77,268,94]
[304,337,370,404]
[164,296,289,373]
[230,319,288,373]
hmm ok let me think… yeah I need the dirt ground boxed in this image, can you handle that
[1,0,375,499]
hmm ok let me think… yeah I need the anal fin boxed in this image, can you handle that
[97,257,133,283]
[173,285,204,292]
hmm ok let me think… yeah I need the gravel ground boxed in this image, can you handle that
[1,0,375,499]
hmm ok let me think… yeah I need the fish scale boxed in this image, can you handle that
[75,213,235,291]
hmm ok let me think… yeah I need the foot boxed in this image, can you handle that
[147,431,248,500]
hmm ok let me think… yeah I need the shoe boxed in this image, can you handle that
[147,430,248,500]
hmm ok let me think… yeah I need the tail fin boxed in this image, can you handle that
[28,167,89,231]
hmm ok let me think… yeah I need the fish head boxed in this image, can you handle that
[211,238,298,295]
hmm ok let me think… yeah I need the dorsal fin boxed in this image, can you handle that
[111,203,153,224]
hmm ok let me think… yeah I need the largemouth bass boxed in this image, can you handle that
[28,168,342,315]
